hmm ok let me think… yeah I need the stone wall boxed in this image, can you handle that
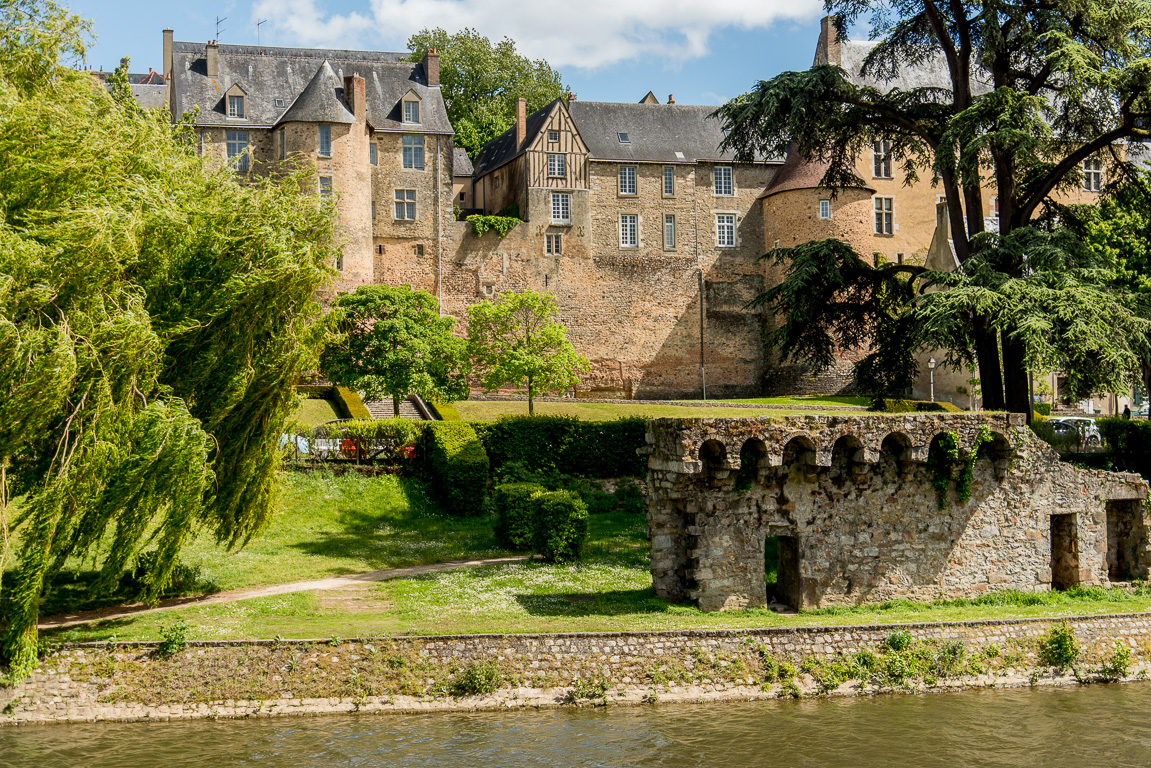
[643,413,1150,611]
[6,613,1151,724]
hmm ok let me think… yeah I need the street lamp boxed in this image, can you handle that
[928,357,937,403]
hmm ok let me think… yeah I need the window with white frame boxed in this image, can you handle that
[716,214,736,247]
[227,94,245,118]
[873,140,893,178]
[714,166,733,196]
[548,130,560,143]
[369,142,377,165]
[664,214,676,249]
[548,153,566,177]
[619,166,637,195]
[318,124,332,157]
[403,99,421,124]
[402,135,425,170]
[874,196,894,234]
[663,166,674,196]
[819,199,832,220]
[550,192,571,224]
[225,130,249,172]
[991,196,999,218]
[546,233,563,255]
[394,189,416,219]
[1083,158,1103,191]
[620,214,638,247]
[319,176,333,198]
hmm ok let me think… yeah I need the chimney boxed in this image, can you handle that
[206,40,218,78]
[515,97,526,149]
[816,16,842,66]
[344,73,366,123]
[667,94,675,104]
[566,92,574,107]
[423,46,440,87]
[163,29,173,79]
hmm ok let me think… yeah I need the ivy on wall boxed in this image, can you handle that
[467,214,521,238]
[927,426,994,509]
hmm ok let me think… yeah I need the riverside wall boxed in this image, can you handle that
[5,613,1151,725]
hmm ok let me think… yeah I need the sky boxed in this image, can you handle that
[66,0,837,106]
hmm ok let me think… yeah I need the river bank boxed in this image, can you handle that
[5,611,1151,725]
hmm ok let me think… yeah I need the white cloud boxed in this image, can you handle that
[250,0,823,69]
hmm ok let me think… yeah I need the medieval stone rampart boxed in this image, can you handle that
[643,413,1149,611]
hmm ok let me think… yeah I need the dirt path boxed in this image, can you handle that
[38,555,529,630]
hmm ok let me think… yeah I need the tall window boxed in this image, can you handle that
[550,192,571,224]
[402,135,425,170]
[319,176,332,198]
[548,153,566,178]
[620,214,638,247]
[318,124,332,157]
[716,214,736,246]
[1083,158,1103,191]
[873,140,893,178]
[663,166,675,196]
[664,214,676,249]
[546,233,563,255]
[714,166,733,196]
[874,196,894,234]
[225,130,249,172]
[278,129,286,160]
[227,94,245,118]
[369,143,378,166]
[394,189,416,219]
[819,199,832,220]
[619,166,637,195]
[403,100,420,124]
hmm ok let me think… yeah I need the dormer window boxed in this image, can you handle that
[227,94,245,118]
[274,98,286,108]
[617,132,630,144]
[403,99,421,124]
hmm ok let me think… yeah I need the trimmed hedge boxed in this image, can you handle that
[1099,418,1151,479]
[873,398,964,413]
[425,422,490,516]
[492,482,545,550]
[472,416,647,477]
[430,400,462,421]
[530,490,589,563]
[334,386,372,420]
[1035,403,1052,416]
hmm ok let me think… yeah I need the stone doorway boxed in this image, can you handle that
[1050,513,1080,591]
[1105,500,1143,582]
[766,534,801,608]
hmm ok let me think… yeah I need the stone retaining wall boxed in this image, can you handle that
[5,613,1151,725]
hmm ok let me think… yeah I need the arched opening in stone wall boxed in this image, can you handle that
[736,438,768,490]
[977,431,1015,480]
[880,431,912,462]
[781,435,816,468]
[699,439,728,478]
[831,434,866,485]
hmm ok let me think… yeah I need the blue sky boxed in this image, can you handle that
[67,0,835,105]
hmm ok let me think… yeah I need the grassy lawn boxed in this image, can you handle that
[453,400,866,421]
[719,394,872,408]
[290,398,342,430]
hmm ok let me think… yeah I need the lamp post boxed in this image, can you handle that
[928,357,937,403]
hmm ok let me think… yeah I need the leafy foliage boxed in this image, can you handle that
[466,291,589,415]
[467,214,522,239]
[0,1,334,675]
[406,28,569,159]
[1098,418,1151,480]
[926,433,960,510]
[492,482,545,550]
[472,416,647,478]
[423,422,489,517]
[320,285,468,417]
[1037,622,1080,672]
[530,490,589,564]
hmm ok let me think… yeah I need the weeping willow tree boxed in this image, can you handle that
[0,0,336,675]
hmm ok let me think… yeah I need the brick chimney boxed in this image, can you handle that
[206,40,218,78]
[344,73,366,123]
[815,16,842,66]
[423,47,440,87]
[515,97,526,149]
[566,92,574,107]
[163,29,173,79]
[667,94,675,104]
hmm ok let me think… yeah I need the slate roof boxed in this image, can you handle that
[453,148,474,177]
[278,61,355,125]
[170,41,452,133]
[759,144,875,198]
[130,84,169,110]
[473,99,560,176]
[840,39,993,95]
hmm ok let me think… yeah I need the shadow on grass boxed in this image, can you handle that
[514,588,671,617]
[39,565,220,618]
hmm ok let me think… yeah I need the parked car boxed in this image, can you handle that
[1047,416,1102,448]
[1136,403,1150,418]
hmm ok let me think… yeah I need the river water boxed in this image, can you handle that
[4,684,1151,767]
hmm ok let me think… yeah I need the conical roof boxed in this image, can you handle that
[759,144,875,198]
[276,61,355,125]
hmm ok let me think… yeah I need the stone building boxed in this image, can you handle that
[643,413,1149,611]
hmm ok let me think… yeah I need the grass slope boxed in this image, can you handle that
[290,398,342,430]
[453,400,867,421]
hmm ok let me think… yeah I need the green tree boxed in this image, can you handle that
[716,0,1151,416]
[320,285,468,416]
[0,0,335,676]
[466,291,589,415]
[407,28,570,160]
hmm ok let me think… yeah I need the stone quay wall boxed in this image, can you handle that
[643,413,1150,611]
[6,613,1151,725]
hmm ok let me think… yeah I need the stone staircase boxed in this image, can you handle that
[362,394,435,420]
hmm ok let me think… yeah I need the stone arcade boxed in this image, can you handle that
[642,414,1150,611]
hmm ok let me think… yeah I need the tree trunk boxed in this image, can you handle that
[972,318,1006,411]
[1001,333,1032,421]
[527,375,534,416]
[392,395,400,418]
